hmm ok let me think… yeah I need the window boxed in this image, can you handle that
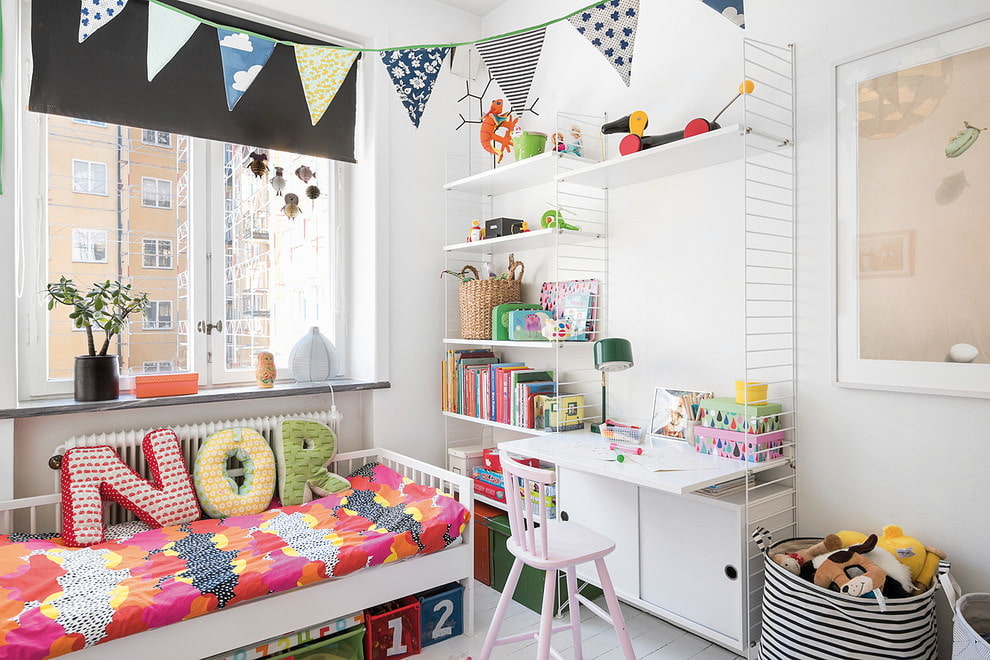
[144,300,174,330]
[141,177,172,209]
[143,239,173,269]
[142,129,172,147]
[72,159,108,195]
[73,118,107,127]
[142,360,174,373]
[71,228,108,263]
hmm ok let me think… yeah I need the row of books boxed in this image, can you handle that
[441,349,585,430]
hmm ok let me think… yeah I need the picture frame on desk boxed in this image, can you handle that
[650,387,712,440]
[835,16,990,397]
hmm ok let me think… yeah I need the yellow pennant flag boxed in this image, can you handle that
[295,45,358,126]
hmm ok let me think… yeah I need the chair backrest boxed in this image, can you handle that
[500,454,555,560]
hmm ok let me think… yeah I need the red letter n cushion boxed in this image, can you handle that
[60,428,201,547]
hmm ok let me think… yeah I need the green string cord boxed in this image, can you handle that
[149,0,611,52]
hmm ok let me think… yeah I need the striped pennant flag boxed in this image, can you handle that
[701,0,745,27]
[381,47,450,128]
[568,0,640,86]
[78,0,129,42]
[295,45,359,126]
[475,27,546,113]
[146,2,201,81]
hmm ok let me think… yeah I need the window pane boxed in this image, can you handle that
[47,118,188,380]
[222,145,335,373]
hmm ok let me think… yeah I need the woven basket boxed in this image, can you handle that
[458,256,524,340]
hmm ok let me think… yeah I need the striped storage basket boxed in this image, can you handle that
[755,534,943,660]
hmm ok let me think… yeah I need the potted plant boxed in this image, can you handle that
[46,277,149,401]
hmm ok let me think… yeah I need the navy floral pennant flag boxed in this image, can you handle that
[475,27,546,113]
[701,0,745,27]
[568,0,640,87]
[217,29,277,111]
[381,47,449,128]
[79,0,129,42]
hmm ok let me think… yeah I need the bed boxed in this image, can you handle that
[0,448,474,660]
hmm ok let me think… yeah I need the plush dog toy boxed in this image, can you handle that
[837,526,946,594]
[813,534,887,597]
[771,534,842,575]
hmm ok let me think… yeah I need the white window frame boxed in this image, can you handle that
[72,159,108,196]
[144,300,174,331]
[141,177,172,209]
[141,129,172,147]
[71,228,108,263]
[142,238,173,269]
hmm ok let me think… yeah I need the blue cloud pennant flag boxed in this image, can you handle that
[568,0,640,87]
[217,28,277,111]
[701,0,745,27]
[78,0,129,42]
[475,28,546,114]
[381,47,449,128]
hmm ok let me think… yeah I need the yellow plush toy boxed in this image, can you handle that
[835,526,945,594]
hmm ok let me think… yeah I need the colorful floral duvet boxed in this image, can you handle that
[0,462,470,660]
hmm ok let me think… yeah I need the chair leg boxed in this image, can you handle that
[479,558,525,660]
[537,568,558,660]
[565,566,583,660]
[594,558,636,660]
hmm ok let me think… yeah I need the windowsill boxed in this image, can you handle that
[0,379,389,419]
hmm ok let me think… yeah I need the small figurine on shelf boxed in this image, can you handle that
[551,132,566,152]
[469,219,483,242]
[255,351,276,388]
[564,125,584,156]
[519,221,531,233]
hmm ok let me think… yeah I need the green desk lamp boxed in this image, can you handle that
[592,337,634,433]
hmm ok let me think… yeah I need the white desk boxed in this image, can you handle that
[499,431,794,658]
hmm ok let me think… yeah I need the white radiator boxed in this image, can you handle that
[51,410,340,525]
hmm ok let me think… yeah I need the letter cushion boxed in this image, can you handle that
[194,427,276,518]
[60,428,201,547]
[273,418,349,505]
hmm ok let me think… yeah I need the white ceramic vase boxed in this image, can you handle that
[289,326,339,382]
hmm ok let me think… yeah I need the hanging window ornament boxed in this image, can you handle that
[282,192,301,219]
[295,164,315,183]
[305,183,321,202]
[247,151,269,178]
[270,166,286,196]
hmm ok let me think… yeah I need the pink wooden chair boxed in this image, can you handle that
[480,455,636,660]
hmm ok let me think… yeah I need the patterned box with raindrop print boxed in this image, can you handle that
[698,397,782,435]
[692,425,785,463]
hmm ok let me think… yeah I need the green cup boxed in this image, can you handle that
[514,131,547,161]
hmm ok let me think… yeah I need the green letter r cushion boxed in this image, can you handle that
[274,419,349,505]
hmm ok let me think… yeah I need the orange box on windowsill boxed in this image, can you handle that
[134,373,199,398]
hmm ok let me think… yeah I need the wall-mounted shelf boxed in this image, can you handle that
[443,338,594,349]
[443,227,602,256]
[445,152,594,196]
[442,411,551,435]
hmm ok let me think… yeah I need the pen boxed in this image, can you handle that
[609,443,643,455]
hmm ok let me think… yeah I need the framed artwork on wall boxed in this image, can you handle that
[835,16,990,397]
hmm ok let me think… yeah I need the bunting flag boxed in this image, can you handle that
[568,0,640,86]
[218,29,277,111]
[701,0,745,27]
[78,0,128,42]
[475,28,546,113]
[146,2,200,81]
[381,47,449,128]
[295,45,359,126]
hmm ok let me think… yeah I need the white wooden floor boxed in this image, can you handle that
[418,582,747,660]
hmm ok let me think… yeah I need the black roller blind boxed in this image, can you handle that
[30,0,358,162]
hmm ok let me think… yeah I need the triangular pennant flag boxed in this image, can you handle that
[475,27,546,113]
[218,29,277,111]
[381,47,449,128]
[568,0,640,86]
[701,0,745,27]
[295,45,359,126]
[79,0,129,42]
[147,3,201,81]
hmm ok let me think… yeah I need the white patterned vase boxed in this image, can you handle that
[289,327,339,382]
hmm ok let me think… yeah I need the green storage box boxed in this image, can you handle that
[491,303,541,341]
[265,625,365,660]
[484,514,602,614]
[699,396,782,434]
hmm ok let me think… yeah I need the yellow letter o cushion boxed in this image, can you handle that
[193,427,276,518]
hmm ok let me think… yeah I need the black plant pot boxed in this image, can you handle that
[74,355,120,402]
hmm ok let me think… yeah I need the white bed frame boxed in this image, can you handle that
[0,447,475,660]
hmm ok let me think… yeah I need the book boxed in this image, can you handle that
[544,394,586,431]
[495,365,530,423]
[518,382,556,428]
[489,363,523,422]
[510,370,554,426]
[539,279,599,341]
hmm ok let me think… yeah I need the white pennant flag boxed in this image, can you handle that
[147,3,201,81]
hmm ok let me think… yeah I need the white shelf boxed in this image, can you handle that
[473,493,508,510]
[443,337,594,349]
[442,411,550,435]
[443,227,602,256]
[557,124,748,189]
[445,152,595,196]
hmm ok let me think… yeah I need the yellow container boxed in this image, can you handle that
[735,380,768,404]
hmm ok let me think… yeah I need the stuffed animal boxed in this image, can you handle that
[813,534,914,598]
[814,534,887,597]
[837,526,946,594]
[771,534,842,575]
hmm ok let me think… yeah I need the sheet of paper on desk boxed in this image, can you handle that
[585,444,715,471]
